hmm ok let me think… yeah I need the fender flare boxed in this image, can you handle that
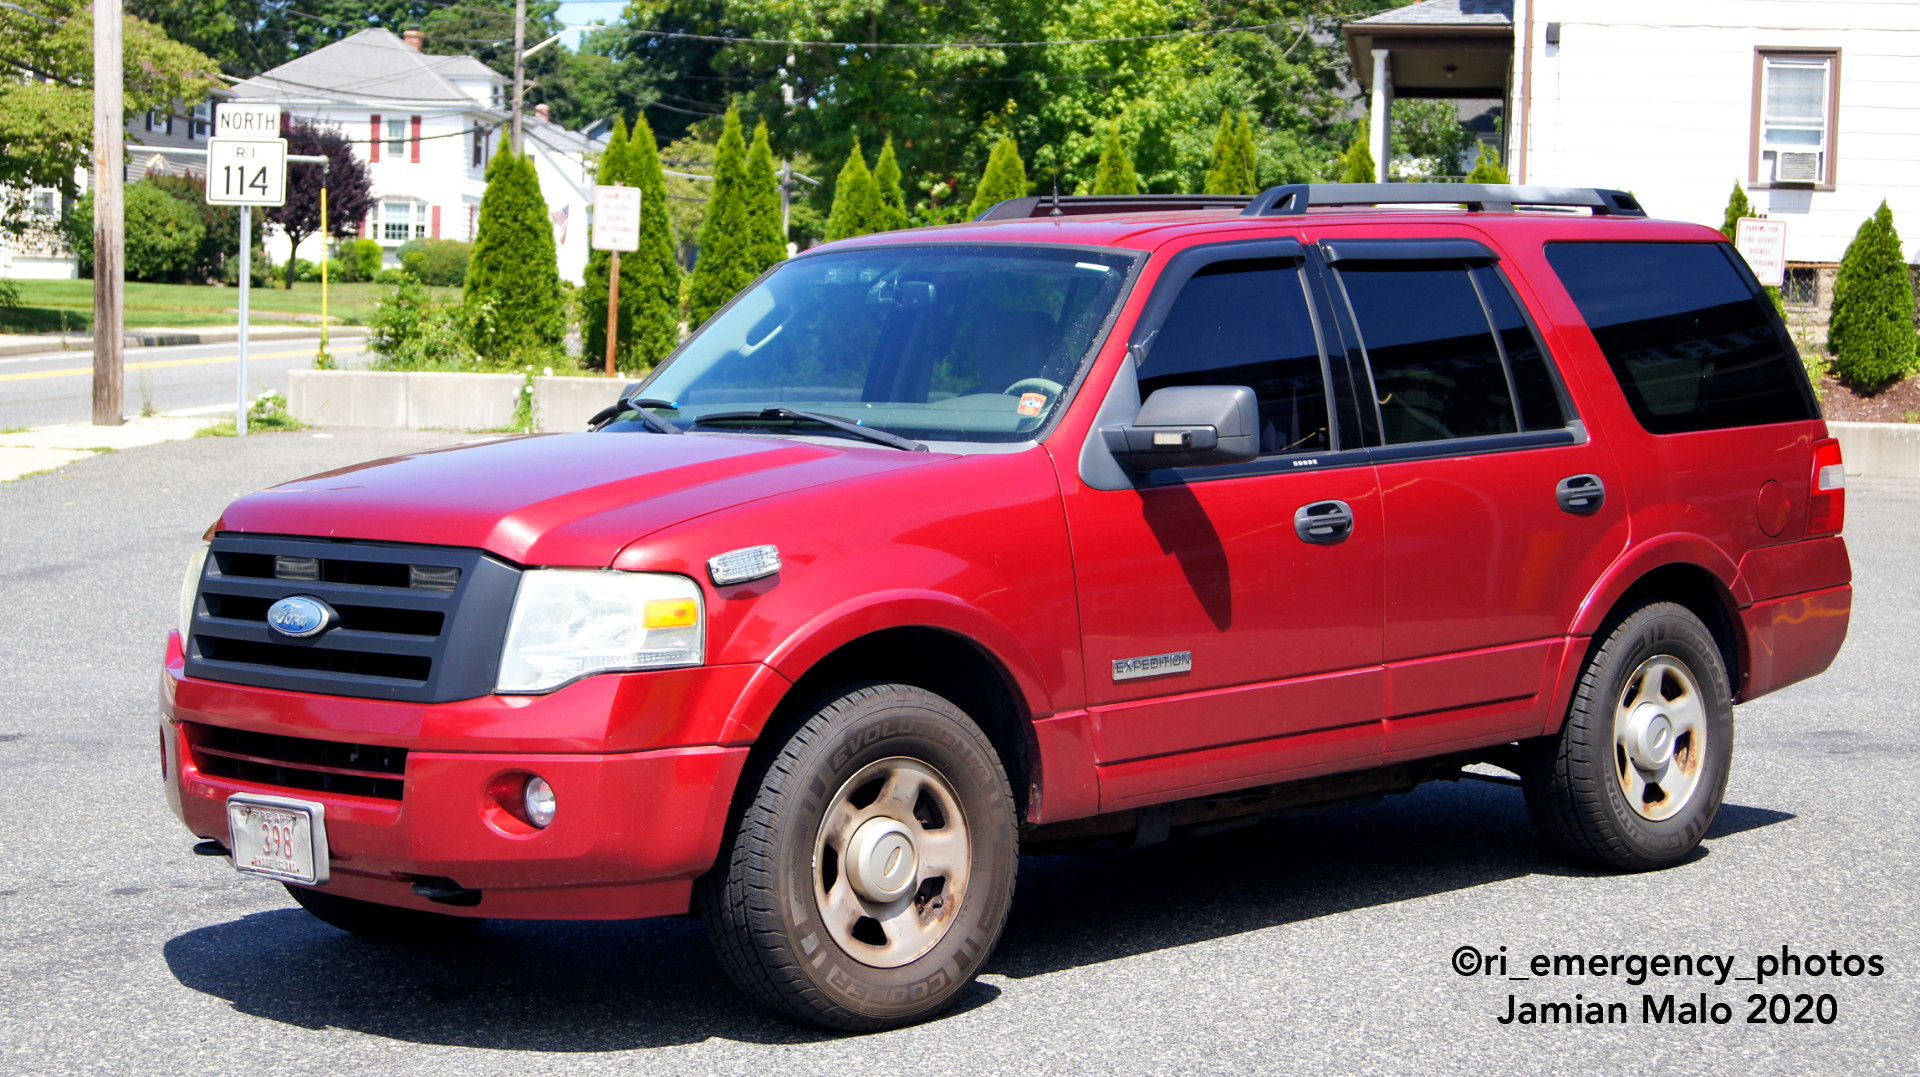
[1570,533,1751,639]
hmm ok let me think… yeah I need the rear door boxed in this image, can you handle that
[1058,237,1386,808]
[1311,233,1629,761]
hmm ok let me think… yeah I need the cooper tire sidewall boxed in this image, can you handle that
[774,695,1015,1020]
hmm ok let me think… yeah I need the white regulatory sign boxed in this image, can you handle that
[592,185,642,252]
[1735,217,1788,288]
[205,138,289,206]
[216,103,282,139]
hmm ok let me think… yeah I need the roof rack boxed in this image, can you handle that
[974,184,1646,222]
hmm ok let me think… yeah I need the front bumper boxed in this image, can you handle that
[161,634,769,919]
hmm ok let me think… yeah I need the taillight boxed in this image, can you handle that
[1807,437,1845,536]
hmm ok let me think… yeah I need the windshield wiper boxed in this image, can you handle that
[588,397,683,434]
[691,407,929,452]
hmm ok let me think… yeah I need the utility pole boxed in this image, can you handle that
[510,0,526,154]
[91,0,124,426]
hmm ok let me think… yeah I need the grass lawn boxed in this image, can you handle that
[0,279,459,334]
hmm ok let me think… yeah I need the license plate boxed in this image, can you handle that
[226,794,330,885]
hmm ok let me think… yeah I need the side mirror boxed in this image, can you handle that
[1103,385,1258,471]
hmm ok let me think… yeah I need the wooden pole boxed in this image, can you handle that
[604,249,620,376]
[90,0,124,426]
[510,0,527,155]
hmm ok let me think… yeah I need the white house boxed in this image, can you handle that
[227,28,600,283]
[1348,0,1920,324]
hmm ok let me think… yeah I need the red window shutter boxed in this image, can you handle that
[468,206,476,241]
[370,114,381,163]
[430,205,441,238]
[411,116,422,163]
[357,218,367,239]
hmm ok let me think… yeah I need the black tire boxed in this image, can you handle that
[697,682,1019,1032]
[284,884,484,941]
[1524,602,1734,872]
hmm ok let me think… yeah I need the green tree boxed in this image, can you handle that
[745,120,789,269]
[465,151,564,361]
[1089,119,1142,195]
[826,138,885,240]
[1340,132,1376,183]
[1720,181,1756,241]
[146,172,240,281]
[1390,99,1474,178]
[688,105,757,328]
[625,111,685,367]
[873,135,910,232]
[61,181,204,282]
[1829,201,1918,388]
[1465,143,1509,184]
[968,135,1030,219]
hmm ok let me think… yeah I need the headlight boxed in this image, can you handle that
[178,542,210,644]
[495,569,704,693]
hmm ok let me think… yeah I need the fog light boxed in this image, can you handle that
[524,776,556,828]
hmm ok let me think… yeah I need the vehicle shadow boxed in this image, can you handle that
[162,780,1792,1050]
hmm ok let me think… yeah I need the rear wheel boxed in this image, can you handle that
[1524,602,1734,871]
[284,884,483,941]
[698,682,1018,1032]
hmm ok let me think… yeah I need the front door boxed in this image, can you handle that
[1057,241,1386,810]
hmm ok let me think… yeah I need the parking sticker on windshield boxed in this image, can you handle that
[1018,393,1048,417]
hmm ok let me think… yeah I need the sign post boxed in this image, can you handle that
[1735,217,1788,288]
[591,185,641,377]
[207,103,287,435]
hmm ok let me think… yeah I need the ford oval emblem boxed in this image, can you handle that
[266,595,335,639]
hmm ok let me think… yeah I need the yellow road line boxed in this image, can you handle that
[0,348,322,383]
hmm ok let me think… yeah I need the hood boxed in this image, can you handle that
[218,432,943,566]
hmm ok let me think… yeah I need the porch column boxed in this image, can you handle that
[1369,48,1393,182]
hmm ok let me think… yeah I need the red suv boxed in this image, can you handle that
[164,183,1850,1030]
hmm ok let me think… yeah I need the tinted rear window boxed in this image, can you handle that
[1544,242,1816,434]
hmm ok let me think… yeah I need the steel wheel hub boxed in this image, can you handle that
[1612,656,1708,822]
[1624,703,1676,769]
[845,817,917,901]
[812,756,971,969]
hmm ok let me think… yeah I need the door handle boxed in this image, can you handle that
[1556,474,1606,515]
[1294,500,1355,544]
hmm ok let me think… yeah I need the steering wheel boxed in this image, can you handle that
[1003,377,1064,399]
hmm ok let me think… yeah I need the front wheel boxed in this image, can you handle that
[1523,602,1734,871]
[698,682,1018,1032]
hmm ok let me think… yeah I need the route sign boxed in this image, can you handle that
[216,103,282,139]
[1736,217,1787,287]
[206,138,289,207]
[592,185,641,252]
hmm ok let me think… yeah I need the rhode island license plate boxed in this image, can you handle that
[226,794,330,885]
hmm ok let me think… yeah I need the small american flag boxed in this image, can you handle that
[550,204,569,244]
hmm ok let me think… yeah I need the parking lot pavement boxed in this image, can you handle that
[0,431,1914,1077]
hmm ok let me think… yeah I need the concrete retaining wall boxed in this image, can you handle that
[1829,421,1920,479]
[287,369,626,433]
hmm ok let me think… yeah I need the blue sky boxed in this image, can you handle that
[553,0,628,45]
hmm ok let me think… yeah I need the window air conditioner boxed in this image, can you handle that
[1775,151,1821,184]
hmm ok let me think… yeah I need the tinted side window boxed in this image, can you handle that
[1544,242,1816,434]
[1339,264,1517,444]
[1138,259,1330,455]
[1472,265,1568,431]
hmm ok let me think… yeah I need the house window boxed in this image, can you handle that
[1783,267,1819,307]
[382,201,426,243]
[1753,50,1839,187]
[387,119,408,159]
[191,102,210,139]
[30,190,57,217]
[473,127,485,168]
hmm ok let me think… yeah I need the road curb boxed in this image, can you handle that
[0,326,365,358]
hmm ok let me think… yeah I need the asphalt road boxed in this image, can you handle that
[0,429,1914,1076]
[0,336,369,429]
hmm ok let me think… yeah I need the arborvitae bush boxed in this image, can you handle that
[1721,181,1755,241]
[1089,119,1141,196]
[687,106,756,329]
[1829,201,1918,388]
[873,135,909,232]
[1204,109,1259,195]
[826,137,884,240]
[1340,132,1375,183]
[626,111,684,366]
[745,120,789,271]
[967,135,1029,219]
[1465,143,1508,184]
[465,151,565,361]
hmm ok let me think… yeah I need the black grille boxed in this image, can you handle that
[189,723,407,800]
[184,535,521,703]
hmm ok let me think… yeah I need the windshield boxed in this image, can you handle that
[627,244,1138,444]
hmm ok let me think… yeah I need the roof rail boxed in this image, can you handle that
[972,184,1647,222]
[973,193,1254,221]
[1240,183,1646,218]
